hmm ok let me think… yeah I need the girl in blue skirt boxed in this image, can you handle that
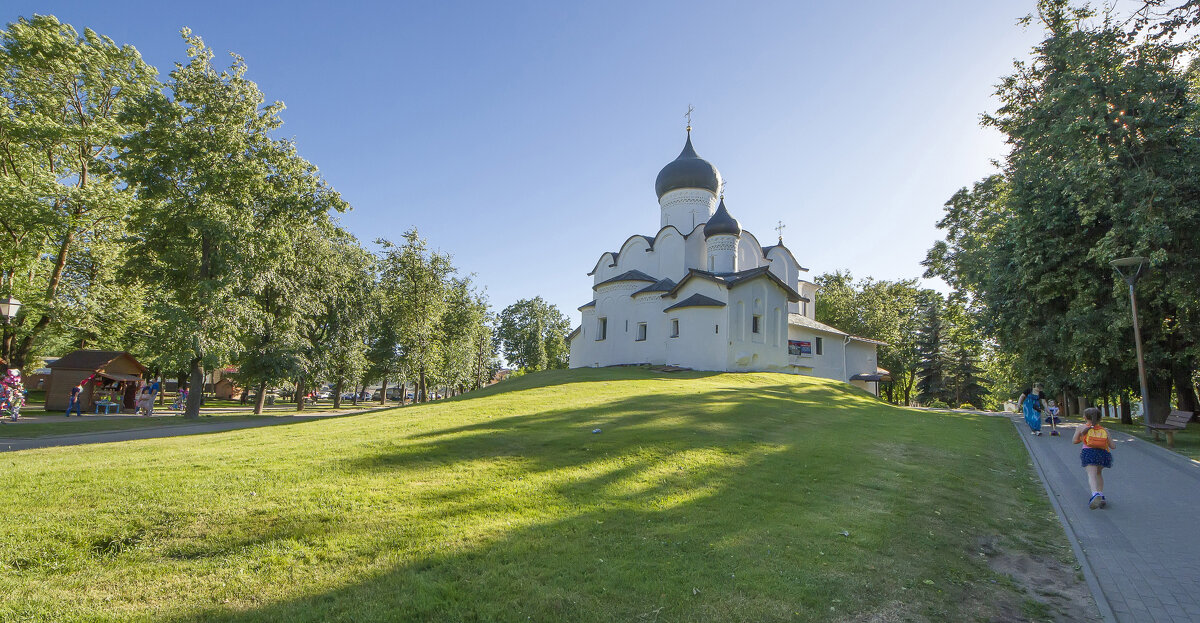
[1073,407,1113,509]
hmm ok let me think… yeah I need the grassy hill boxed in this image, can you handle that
[0,368,1078,622]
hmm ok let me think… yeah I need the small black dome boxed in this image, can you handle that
[704,198,741,238]
[655,131,722,199]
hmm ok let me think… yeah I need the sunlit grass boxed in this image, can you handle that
[0,367,1068,621]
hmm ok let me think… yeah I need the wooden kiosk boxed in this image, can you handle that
[45,350,147,412]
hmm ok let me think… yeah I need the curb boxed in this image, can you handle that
[1010,416,1116,623]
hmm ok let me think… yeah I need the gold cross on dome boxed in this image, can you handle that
[685,104,694,131]
[775,220,786,242]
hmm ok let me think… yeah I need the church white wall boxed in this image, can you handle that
[591,253,620,286]
[796,281,817,318]
[766,247,799,295]
[846,341,879,377]
[653,228,687,282]
[786,324,848,381]
[659,188,717,231]
[725,280,790,372]
[664,307,728,370]
[615,236,655,277]
[737,232,766,271]
[684,224,707,272]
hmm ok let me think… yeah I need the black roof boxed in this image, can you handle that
[664,293,727,312]
[663,267,807,303]
[578,300,596,310]
[632,278,676,296]
[654,131,722,199]
[594,269,658,288]
[703,197,741,239]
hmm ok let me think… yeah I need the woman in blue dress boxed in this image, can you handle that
[1018,384,1047,436]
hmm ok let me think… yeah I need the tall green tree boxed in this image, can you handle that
[0,15,158,368]
[927,1,1200,420]
[120,30,345,417]
[377,230,454,403]
[814,271,924,405]
[497,297,570,371]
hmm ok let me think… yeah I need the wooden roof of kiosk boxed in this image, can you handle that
[45,350,148,411]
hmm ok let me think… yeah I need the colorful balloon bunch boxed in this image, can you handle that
[1,369,26,420]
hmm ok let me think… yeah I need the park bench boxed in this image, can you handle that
[1148,409,1194,448]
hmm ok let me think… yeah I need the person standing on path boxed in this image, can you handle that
[66,383,84,417]
[1073,407,1113,510]
[1018,384,1047,436]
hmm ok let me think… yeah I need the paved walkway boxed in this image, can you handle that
[1014,416,1200,623]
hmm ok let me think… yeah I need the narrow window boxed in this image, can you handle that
[715,324,719,334]
[636,323,647,341]
[670,319,679,338]
[752,315,761,334]
[597,317,607,341]
[815,336,823,355]
[708,256,715,271]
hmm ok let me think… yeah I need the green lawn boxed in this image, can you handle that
[1104,418,1200,461]
[0,415,279,439]
[0,368,1077,622]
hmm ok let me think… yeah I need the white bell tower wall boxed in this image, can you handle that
[659,188,718,231]
[706,233,739,273]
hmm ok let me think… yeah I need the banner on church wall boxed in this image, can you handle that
[788,340,811,356]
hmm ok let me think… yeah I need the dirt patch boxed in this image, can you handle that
[977,536,1102,622]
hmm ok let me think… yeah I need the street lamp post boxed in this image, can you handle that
[0,295,20,371]
[1110,257,1152,433]
[0,296,20,325]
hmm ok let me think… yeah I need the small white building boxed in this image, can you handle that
[567,128,885,393]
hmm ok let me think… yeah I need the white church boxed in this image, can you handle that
[567,127,887,394]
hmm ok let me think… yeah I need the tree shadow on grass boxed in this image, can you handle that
[145,377,1011,623]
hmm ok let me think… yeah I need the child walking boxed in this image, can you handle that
[1073,407,1113,509]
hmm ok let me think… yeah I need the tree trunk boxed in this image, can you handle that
[399,382,406,405]
[295,376,306,412]
[334,379,344,409]
[1172,365,1198,416]
[1102,394,1111,419]
[1147,375,1172,424]
[379,378,388,405]
[1120,392,1132,425]
[254,381,267,415]
[184,358,203,419]
[1077,395,1088,416]
[352,383,359,406]
[419,372,427,403]
[240,386,250,405]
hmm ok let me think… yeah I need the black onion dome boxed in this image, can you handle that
[654,131,722,199]
[704,197,741,238]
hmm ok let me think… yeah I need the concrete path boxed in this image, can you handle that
[1014,417,1200,623]
[0,411,375,452]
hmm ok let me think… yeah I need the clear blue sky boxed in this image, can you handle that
[11,1,1049,320]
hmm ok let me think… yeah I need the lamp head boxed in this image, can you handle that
[0,296,20,324]
[1110,256,1149,285]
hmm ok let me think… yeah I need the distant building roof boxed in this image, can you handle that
[47,350,147,373]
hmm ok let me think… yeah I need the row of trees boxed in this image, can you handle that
[924,0,1200,421]
[813,272,994,409]
[0,16,503,417]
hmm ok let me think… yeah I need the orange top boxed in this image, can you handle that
[1075,425,1113,450]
